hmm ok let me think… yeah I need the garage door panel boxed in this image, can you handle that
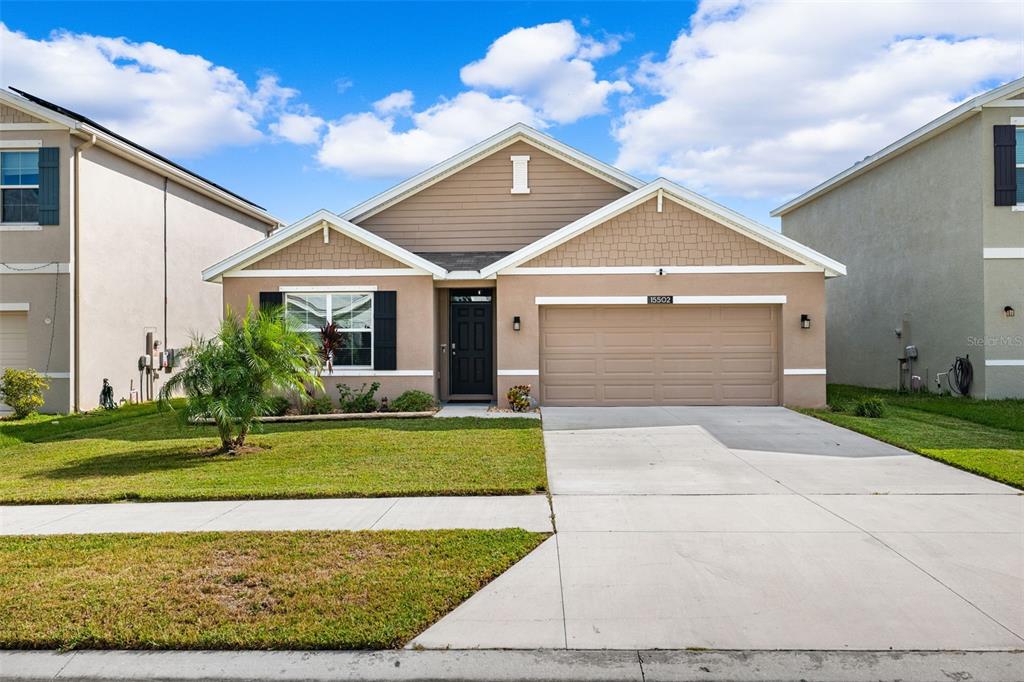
[540,305,779,406]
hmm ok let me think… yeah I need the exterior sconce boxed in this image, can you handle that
[513,315,521,331]
[1005,306,1016,318]
[657,267,665,276]
[800,314,812,329]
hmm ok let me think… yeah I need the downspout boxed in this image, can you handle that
[72,133,96,412]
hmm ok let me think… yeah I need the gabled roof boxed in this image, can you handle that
[2,88,280,226]
[202,209,447,282]
[340,123,644,223]
[482,178,847,278]
[772,76,1024,217]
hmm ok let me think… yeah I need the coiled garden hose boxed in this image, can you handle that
[949,355,973,396]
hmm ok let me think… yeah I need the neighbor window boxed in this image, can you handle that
[0,151,40,224]
[1016,128,1024,205]
[285,292,373,367]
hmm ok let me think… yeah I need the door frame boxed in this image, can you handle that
[447,288,495,401]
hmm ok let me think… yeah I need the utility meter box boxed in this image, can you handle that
[905,345,919,359]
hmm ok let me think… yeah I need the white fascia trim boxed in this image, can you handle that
[985,359,1024,367]
[0,262,71,274]
[484,179,846,278]
[0,91,79,128]
[279,285,379,292]
[339,123,643,223]
[497,369,540,376]
[204,209,446,281]
[327,369,433,377]
[983,248,1024,259]
[505,265,823,275]
[772,76,1024,216]
[444,270,497,280]
[674,295,787,305]
[0,139,42,148]
[535,295,786,306]
[0,302,30,311]
[783,368,827,376]
[0,122,66,131]
[226,269,422,278]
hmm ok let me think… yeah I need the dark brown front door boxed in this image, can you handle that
[449,289,493,396]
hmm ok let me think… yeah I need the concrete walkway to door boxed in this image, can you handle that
[412,406,1023,650]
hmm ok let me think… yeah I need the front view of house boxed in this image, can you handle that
[204,125,845,408]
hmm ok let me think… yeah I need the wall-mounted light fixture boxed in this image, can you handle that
[513,315,521,331]
[657,267,665,276]
[1005,306,1016,318]
[800,314,812,329]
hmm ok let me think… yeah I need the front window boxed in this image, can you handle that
[1016,128,1024,206]
[0,151,40,224]
[285,292,373,367]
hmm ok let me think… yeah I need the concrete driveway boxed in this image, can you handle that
[413,407,1023,650]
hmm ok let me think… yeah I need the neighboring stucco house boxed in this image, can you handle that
[775,78,1024,399]
[0,88,280,413]
[205,125,845,408]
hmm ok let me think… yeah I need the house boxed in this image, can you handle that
[774,78,1024,399]
[204,125,845,408]
[0,88,280,413]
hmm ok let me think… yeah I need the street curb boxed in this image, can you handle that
[2,649,1023,682]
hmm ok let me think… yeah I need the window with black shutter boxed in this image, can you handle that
[993,125,1018,206]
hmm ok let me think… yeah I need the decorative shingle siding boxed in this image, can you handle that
[0,104,47,124]
[524,198,800,267]
[245,230,407,270]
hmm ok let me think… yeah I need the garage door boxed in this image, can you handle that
[539,305,779,406]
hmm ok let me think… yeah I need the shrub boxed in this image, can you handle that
[303,394,334,415]
[0,368,49,419]
[337,382,381,413]
[263,395,292,416]
[390,389,436,412]
[506,384,532,412]
[853,396,886,418]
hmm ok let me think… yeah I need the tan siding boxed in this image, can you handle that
[526,198,800,267]
[0,104,47,124]
[358,140,629,252]
[246,230,406,270]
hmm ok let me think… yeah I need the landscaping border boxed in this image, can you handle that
[195,411,436,424]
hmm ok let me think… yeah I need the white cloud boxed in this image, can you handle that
[461,20,631,123]
[373,90,414,115]
[271,112,325,145]
[614,0,1023,200]
[0,23,303,157]
[317,91,542,177]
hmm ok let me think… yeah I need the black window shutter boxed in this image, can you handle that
[994,125,1017,206]
[259,291,283,310]
[373,291,397,370]
[38,147,60,225]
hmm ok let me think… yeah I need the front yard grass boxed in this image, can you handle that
[801,384,1024,489]
[0,410,547,504]
[0,529,546,650]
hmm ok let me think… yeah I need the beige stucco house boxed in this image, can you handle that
[205,125,845,408]
[0,89,280,412]
[776,78,1024,398]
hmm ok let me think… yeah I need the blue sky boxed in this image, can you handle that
[2,1,1021,226]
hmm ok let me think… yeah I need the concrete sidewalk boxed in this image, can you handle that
[4,649,1023,682]
[0,495,553,535]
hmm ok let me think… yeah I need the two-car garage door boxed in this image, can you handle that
[539,305,780,406]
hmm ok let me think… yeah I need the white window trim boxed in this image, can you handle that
[0,302,30,311]
[329,370,431,377]
[285,291,374,369]
[0,148,41,227]
[279,285,378,292]
[0,140,42,149]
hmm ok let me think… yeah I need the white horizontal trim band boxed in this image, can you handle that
[674,295,786,305]
[535,295,787,305]
[40,372,70,379]
[985,360,1024,366]
[325,370,433,377]
[983,248,1024,259]
[0,140,42,148]
[497,369,540,376]
[0,302,30,311]
[279,285,378,292]
[507,265,822,275]
[783,368,827,376]
[226,269,423,278]
[0,224,42,232]
[0,123,65,131]
[0,262,71,274]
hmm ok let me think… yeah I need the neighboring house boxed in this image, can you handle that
[775,78,1024,399]
[0,88,280,413]
[205,124,845,408]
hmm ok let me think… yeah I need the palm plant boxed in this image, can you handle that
[160,303,322,453]
[319,322,343,372]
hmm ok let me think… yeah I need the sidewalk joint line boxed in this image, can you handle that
[369,499,401,530]
[51,651,77,679]
[191,500,249,531]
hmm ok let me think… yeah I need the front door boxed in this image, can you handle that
[449,289,494,396]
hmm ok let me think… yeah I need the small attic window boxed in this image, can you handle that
[510,155,530,194]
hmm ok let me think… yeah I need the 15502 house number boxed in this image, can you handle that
[647,295,673,304]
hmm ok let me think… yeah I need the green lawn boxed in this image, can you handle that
[0,529,546,650]
[801,384,1024,489]
[0,408,547,504]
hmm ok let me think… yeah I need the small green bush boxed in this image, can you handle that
[263,395,292,416]
[303,395,334,415]
[0,368,49,419]
[506,384,532,412]
[337,382,381,413]
[853,396,886,418]
[390,389,436,412]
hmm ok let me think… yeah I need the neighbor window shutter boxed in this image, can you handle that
[37,147,60,225]
[258,291,283,311]
[373,291,397,370]
[993,125,1016,206]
